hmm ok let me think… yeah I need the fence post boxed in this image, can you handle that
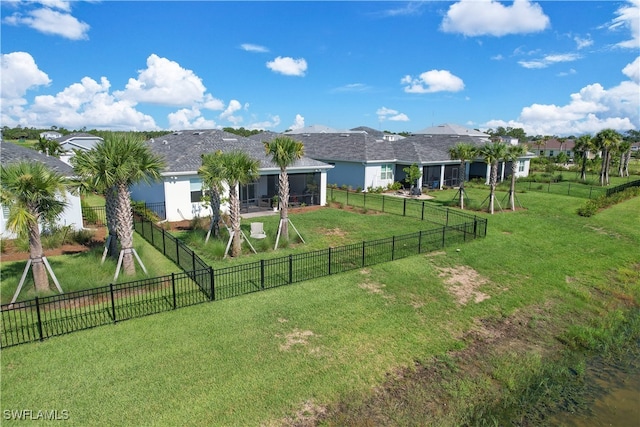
[171,273,177,309]
[346,189,349,206]
[328,247,332,275]
[209,267,215,301]
[568,183,571,196]
[176,240,180,266]
[421,202,425,221]
[362,241,366,267]
[162,227,166,255]
[589,187,593,199]
[363,191,366,209]
[446,208,450,226]
[150,219,155,246]
[35,297,44,342]
[442,226,446,248]
[382,195,385,213]
[403,198,407,216]
[392,236,396,261]
[192,250,196,273]
[289,254,293,284]
[473,216,478,238]
[418,230,422,254]
[110,283,117,323]
[260,259,265,290]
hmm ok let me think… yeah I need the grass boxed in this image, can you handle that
[0,234,181,304]
[1,188,639,425]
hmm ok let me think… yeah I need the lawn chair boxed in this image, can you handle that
[250,222,267,239]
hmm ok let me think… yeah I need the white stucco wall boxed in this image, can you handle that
[364,163,395,190]
[0,191,84,239]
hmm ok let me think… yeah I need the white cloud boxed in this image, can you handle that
[376,107,410,122]
[1,52,51,99]
[240,43,269,53]
[622,56,640,82]
[289,114,305,131]
[491,54,504,61]
[518,53,582,69]
[331,83,371,93]
[557,69,577,77]
[266,56,307,76]
[219,99,245,126]
[441,0,550,37]
[25,76,157,130]
[574,35,593,50]
[116,54,221,108]
[401,70,464,93]
[608,0,640,49]
[167,108,217,130]
[248,115,281,130]
[485,59,639,136]
[3,7,89,40]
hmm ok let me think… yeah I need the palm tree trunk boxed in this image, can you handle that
[459,160,465,210]
[279,169,290,240]
[210,188,221,237]
[489,162,497,214]
[28,219,50,291]
[509,162,517,211]
[105,186,119,258]
[229,184,242,257]
[580,153,587,181]
[116,182,136,275]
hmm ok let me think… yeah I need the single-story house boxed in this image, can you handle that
[530,138,576,159]
[39,131,63,140]
[129,129,333,222]
[56,133,104,165]
[0,141,84,238]
[263,123,533,191]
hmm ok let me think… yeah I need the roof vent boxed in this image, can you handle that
[163,140,168,145]
[222,138,237,142]
[340,134,349,137]
[150,138,155,143]
[193,131,204,135]
[173,131,182,135]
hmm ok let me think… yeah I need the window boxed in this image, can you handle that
[549,150,554,157]
[380,164,393,180]
[518,160,525,172]
[190,178,203,203]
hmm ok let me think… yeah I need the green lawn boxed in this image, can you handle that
[0,234,181,304]
[1,189,638,426]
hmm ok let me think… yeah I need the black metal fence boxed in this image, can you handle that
[1,199,486,348]
[605,179,640,197]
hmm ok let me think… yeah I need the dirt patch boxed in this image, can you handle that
[436,265,491,305]
[359,281,385,294]
[321,228,347,238]
[1,227,107,263]
[278,329,317,352]
[267,400,327,427]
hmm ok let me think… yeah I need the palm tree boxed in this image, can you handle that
[479,141,507,214]
[448,142,477,210]
[504,144,527,211]
[263,136,304,242]
[0,161,68,291]
[71,133,165,275]
[617,140,631,177]
[198,150,225,239]
[594,129,622,186]
[71,149,120,258]
[574,134,594,181]
[218,150,260,257]
[34,137,64,158]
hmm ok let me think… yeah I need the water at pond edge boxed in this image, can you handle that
[548,353,640,426]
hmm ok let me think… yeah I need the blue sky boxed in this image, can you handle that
[1,1,638,136]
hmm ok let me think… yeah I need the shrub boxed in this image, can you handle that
[577,187,640,217]
[71,229,95,245]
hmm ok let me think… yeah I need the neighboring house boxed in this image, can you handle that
[39,131,63,140]
[56,133,104,165]
[0,141,84,238]
[261,123,532,190]
[128,130,333,222]
[530,138,576,159]
[258,130,398,190]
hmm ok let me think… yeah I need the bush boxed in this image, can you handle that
[71,229,95,245]
[577,187,640,217]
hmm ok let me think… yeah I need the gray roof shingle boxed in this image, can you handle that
[147,129,330,174]
[1,141,75,176]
